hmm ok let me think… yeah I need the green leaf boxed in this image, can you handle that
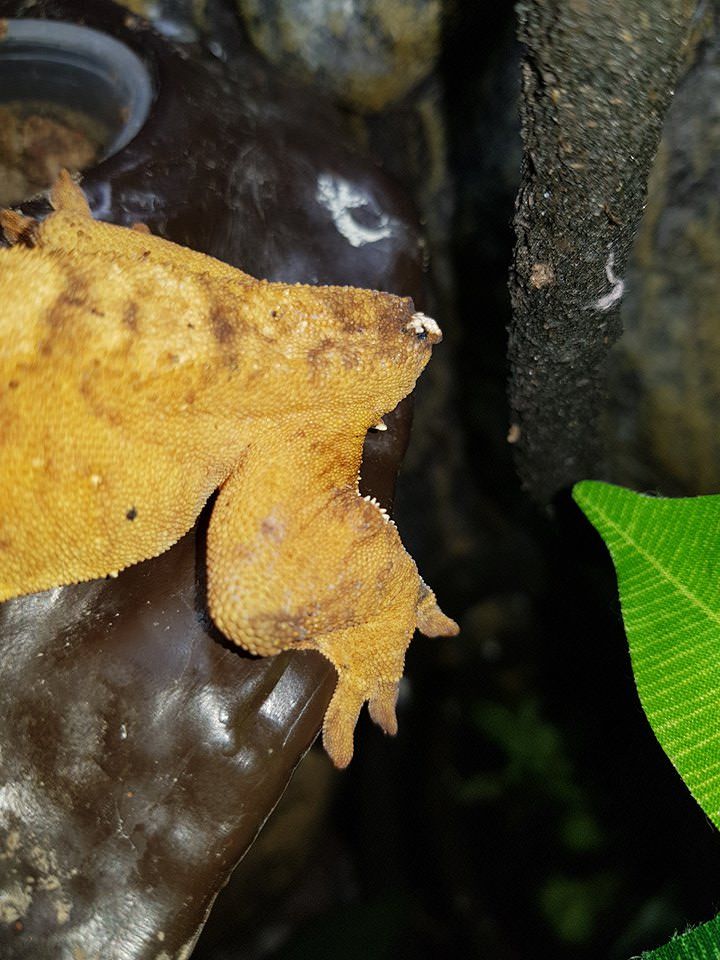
[573,480,720,827]
[640,912,720,958]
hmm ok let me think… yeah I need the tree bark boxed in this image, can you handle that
[509,0,696,503]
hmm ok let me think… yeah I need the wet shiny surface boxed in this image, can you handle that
[0,0,424,955]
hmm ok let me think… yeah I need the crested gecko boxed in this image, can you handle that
[0,172,458,768]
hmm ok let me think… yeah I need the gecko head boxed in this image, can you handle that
[266,283,445,412]
[354,293,444,404]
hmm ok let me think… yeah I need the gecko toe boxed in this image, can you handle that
[322,675,365,769]
[368,681,399,736]
[1,210,37,246]
[416,585,459,638]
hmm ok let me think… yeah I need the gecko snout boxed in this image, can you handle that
[405,311,443,345]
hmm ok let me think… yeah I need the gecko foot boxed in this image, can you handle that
[316,580,457,768]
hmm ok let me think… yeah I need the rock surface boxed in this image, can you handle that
[236,0,440,112]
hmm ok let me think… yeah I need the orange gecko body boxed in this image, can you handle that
[0,173,458,767]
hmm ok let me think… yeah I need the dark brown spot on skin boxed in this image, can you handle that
[123,302,138,331]
[8,381,18,390]
[336,309,366,335]
[193,275,253,351]
[307,338,336,366]
[79,376,124,427]
[210,306,234,345]
[126,507,137,521]
[247,610,313,648]
[47,271,92,330]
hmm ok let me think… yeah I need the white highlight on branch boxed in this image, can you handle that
[593,251,625,311]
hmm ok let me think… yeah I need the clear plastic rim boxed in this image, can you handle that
[0,18,154,159]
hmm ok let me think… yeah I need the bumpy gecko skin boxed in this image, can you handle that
[0,172,458,768]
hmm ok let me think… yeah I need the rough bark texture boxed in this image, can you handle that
[509,0,696,503]
[605,11,720,496]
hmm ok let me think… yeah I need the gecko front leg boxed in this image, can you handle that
[206,421,458,767]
